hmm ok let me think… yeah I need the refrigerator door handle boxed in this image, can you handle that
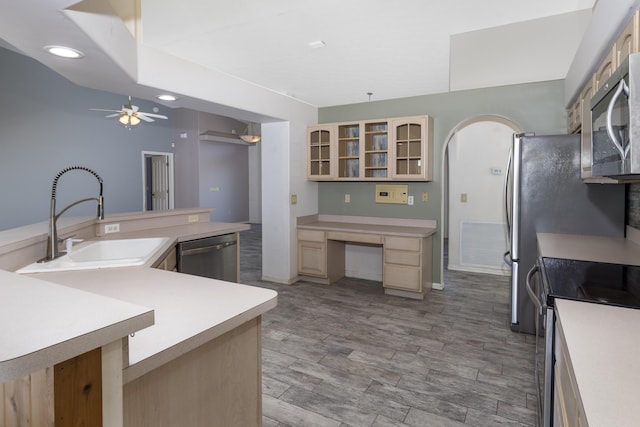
[511,261,519,326]
[504,145,512,238]
[511,134,522,261]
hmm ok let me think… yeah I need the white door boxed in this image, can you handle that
[151,155,169,210]
[142,151,174,211]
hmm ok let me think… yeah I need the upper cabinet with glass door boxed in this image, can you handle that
[391,116,433,181]
[337,123,361,179]
[307,125,334,180]
[306,115,433,181]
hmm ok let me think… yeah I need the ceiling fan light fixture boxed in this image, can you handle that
[44,45,84,59]
[240,135,261,143]
[130,115,141,126]
[118,115,129,125]
[240,122,261,143]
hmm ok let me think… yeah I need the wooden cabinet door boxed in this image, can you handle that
[390,116,433,181]
[307,125,334,180]
[616,11,640,66]
[298,241,327,277]
[336,123,362,179]
[594,46,616,92]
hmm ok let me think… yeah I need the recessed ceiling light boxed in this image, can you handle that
[44,45,84,59]
[157,94,177,101]
[308,40,326,49]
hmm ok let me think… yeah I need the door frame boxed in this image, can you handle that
[141,151,175,211]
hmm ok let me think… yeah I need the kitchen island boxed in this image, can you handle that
[0,209,276,426]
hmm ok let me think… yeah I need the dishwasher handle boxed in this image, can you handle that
[178,240,237,256]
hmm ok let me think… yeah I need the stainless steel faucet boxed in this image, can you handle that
[41,166,104,262]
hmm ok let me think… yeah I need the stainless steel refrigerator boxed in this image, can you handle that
[506,133,625,334]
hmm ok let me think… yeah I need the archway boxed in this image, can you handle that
[438,115,522,288]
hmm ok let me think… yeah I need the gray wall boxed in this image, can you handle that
[0,47,174,230]
[172,109,251,223]
[318,80,568,282]
[198,141,249,222]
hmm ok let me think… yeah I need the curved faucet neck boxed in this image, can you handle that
[44,166,104,262]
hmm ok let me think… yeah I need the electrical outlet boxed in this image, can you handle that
[188,215,199,223]
[345,194,350,203]
[408,196,414,205]
[291,194,297,205]
[104,223,120,234]
[422,192,428,202]
[461,193,468,203]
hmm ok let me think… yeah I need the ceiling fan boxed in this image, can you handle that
[90,96,168,128]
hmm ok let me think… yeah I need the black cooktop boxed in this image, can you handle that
[540,257,640,309]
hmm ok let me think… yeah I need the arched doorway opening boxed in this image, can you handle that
[439,115,522,287]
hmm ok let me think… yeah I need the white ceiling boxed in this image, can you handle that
[0,0,596,113]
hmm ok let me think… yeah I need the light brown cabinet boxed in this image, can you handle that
[296,217,435,300]
[297,230,327,277]
[307,115,433,181]
[615,11,640,67]
[391,116,433,180]
[383,236,431,296]
[307,125,334,180]
[554,321,587,427]
[594,46,616,93]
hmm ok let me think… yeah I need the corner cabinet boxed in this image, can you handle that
[307,115,433,181]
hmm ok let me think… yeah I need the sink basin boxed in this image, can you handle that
[16,237,171,274]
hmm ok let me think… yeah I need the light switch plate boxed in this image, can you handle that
[375,184,408,204]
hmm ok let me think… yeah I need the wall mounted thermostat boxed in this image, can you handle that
[375,184,408,204]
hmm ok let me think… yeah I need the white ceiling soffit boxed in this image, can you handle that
[142,0,596,107]
[450,10,593,92]
[0,0,596,111]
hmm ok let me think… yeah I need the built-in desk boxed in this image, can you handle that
[296,215,436,300]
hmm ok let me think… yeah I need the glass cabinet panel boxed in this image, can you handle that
[394,123,422,176]
[309,129,331,177]
[337,124,360,178]
[364,121,388,178]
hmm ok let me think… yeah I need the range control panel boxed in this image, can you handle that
[375,184,408,204]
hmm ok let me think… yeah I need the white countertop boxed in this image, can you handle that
[34,267,277,383]
[1,217,274,385]
[555,299,640,427]
[116,221,251,244]
[298,214,436,238]
[0,270,153,383]
[537,232,640,265]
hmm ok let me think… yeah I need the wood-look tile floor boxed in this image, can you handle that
[240,225,537,427]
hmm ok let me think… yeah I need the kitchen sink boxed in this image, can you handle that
[16,237,171,274]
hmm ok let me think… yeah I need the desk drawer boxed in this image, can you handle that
[326,231,382,244]
[297,229,326,242]
[384,249,420,267]
[384,236,420,252]
[383,265,421,291]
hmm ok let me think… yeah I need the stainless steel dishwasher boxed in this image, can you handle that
[176,233,238,282]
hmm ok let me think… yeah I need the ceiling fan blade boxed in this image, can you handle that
[137,112,168,120]
[90,108,123,113]
[105,113,121,118]
[135,113,154,122]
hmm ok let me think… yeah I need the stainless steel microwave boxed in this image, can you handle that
[591,53,640,178]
